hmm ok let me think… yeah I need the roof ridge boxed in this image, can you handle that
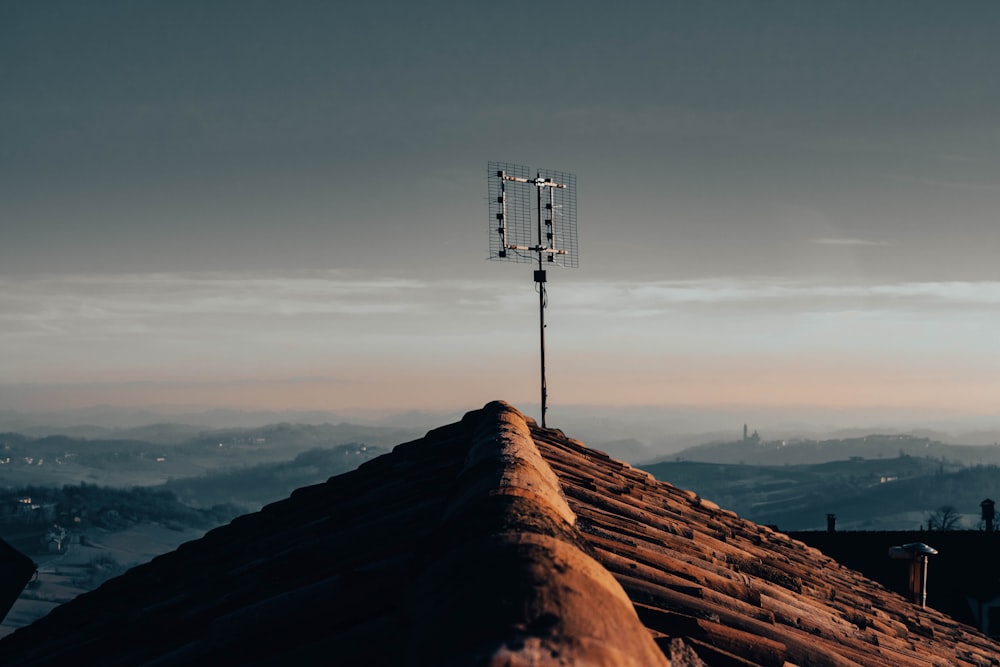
[399,400,671,666]
[444,400,576,527]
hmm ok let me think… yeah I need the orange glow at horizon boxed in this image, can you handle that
[8,351,1000,419]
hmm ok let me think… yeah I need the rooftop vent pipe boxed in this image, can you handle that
[888,542,938,607]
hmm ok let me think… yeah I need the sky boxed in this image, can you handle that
[4,2,1000,431]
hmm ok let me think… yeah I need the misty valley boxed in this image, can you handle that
[3,419,1000,635]
[0,421,414,635]
[642,433,1000,531]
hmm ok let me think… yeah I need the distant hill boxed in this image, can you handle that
[0,406,459,437]
[0,422,420,489]
[641,454,1000,531]
[0,406,352,434]
[178,421,417,454]
[667,433,1000,467]
[161,444,388,512]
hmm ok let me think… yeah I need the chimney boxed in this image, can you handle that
[888,542,938,607]
[826,514,836,533]
[981,498,995,532]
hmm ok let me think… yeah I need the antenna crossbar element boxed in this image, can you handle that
[505,245,567,254]
[497,172,568,189]
[486,161,578,428]
[533,178,567,189]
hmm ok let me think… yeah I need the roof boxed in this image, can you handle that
[0,539,34,626]
[0,400,998,666]
[787,529,1000,633]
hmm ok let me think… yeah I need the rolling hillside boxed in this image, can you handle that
[642,454,1000,530]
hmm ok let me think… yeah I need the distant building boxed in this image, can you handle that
[43,525,67,554]
[743,423,760,442]
[14,497,34,515]
[11,498,55,522]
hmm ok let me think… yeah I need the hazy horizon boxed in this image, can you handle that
[6,3,1000,427]
[6,398,1000,452]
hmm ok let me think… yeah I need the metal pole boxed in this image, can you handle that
[919,555,929,607]
[538,269,547,428]
[536,175,547,428]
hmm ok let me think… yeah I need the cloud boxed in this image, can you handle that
[812,238,889,247]
[0,270,535,383]
[553,278,1000,320]
[0,271,429,332]
[4,270,999,379]
[3,271,1000,414]
[6,273,997,341]
[873,170,1000,194]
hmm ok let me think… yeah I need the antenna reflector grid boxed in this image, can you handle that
[536,168,577,268]
[488,161,535,264]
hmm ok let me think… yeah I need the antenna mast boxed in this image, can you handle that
[487,161,578,427]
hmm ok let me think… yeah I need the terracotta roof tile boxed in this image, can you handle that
[0,400,998,666]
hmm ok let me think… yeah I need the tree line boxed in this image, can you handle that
[0,482,241,530]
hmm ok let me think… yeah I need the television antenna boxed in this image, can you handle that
[487,161,578,427]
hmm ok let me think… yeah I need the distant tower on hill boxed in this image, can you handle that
[743,424,760,443]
